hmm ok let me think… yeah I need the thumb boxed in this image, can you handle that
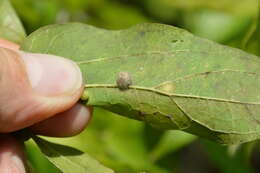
[0,47,84,132]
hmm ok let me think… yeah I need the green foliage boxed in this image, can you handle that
[149,130,196,162]
[0,0,26,43]
[202,140,255,173]
[1,0,260,172]
[16,108,187,172]
[32,136,114,173]
[22,23,260,145]
[25,140,61,173]
[244,1,260,56]
[183,9,252,43]
[10,0,150,33]
[32,108,195,173]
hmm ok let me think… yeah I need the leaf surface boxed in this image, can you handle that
[0,0,26,43]
[22,23,260,144]
[32,136,114,173]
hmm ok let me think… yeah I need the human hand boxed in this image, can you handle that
[0,39,92,172]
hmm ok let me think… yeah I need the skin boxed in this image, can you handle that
[0,38,92,173]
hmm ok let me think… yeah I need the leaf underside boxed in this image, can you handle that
[21,23,260,144]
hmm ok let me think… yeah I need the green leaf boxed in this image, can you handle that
[245,1,260,56]
[42,108,171,173]
[32,136,114,173]
[25,140,61,173]
[21,23,260,145]
[143,0,258,22]
[149,130,196,162]
[202,140,254,173]
[0,0,26,43]
[183,9,252,43]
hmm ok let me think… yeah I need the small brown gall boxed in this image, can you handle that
[116,72,132,90]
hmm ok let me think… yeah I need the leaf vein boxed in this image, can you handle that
[77,50,188,65]
[84,84,259,105]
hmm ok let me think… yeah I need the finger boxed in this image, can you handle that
[30,104,92,137]
[0,48,84,132]
[0,38,20,50]
[0,134,26,173]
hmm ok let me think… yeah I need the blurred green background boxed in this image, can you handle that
[9,0,260,172]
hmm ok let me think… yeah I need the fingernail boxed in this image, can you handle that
[11,155,26,173]
[19,52,82,96]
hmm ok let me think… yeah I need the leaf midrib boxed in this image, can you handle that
[84,84,260,105]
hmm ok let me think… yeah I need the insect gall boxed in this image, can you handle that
[116,72,132,90]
